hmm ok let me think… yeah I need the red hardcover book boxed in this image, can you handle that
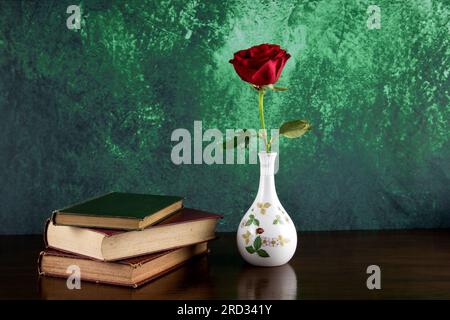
[44,208,222,261]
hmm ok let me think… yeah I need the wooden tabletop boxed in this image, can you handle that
[1,230,450,300]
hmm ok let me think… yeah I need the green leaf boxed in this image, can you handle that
[249,214,255,219]
[245,219,253,226]
[253,236,262,250]
[245,246,256,254]
[273,87,288,91]
[280,119,311,138]
[273,220,278,224]
[257,249,270,257]
[254,218,260,226]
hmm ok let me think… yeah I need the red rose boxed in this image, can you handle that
[229,44,291,86]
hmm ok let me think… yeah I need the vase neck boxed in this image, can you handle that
[256,152,278,200]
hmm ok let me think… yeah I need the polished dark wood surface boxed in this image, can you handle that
[1,230,450,299]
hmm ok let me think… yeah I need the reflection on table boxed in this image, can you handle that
[237,264,298,300]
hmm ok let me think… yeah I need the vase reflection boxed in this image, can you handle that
[237,264,298,300]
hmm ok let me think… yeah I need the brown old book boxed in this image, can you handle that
[38,255,213,299]
[45,208,221,261]
[38,243,208,288]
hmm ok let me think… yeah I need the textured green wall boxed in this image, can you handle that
[0,0,449,234]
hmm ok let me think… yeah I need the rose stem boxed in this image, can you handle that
[258,88,270,152]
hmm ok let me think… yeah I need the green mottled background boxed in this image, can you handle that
[0,0,449,234]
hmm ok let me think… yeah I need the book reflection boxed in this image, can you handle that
[38,256,214,300]
[237,264,298,300]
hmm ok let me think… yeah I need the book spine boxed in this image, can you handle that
[43,218,51,248]
[50,211,58,226]
[37,251,45,276]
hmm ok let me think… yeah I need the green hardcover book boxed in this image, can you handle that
[52,192,183,230]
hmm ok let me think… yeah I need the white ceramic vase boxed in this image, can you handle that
[236,152,297,267]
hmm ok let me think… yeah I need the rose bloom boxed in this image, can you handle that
[229,43,291,86]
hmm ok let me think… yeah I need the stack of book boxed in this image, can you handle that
[38,192,222,288]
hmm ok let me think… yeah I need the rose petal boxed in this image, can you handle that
[275,53,291,80]
[250,59,279,85]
